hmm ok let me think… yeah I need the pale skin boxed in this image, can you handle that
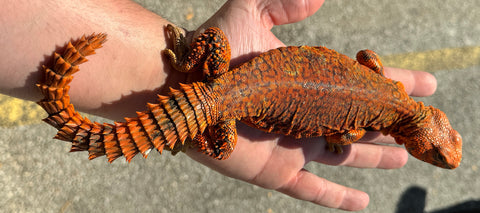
[0,0,438,211]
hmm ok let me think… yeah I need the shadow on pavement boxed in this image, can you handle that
[396,186,480,213]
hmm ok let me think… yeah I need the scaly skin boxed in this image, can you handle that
[37,25,462,169]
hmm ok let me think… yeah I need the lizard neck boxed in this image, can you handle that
[382,101,431,140]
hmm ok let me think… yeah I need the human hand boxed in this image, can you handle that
[184,0,438,211]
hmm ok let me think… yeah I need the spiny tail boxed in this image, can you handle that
[37,34,213,162]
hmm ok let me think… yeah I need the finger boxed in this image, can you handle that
[315,143,408,169]
[276,169,369,211]
[265,0,325,26]
[359,131,396,144]
[384,67,437,97]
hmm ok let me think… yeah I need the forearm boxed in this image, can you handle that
[0,0,184,120]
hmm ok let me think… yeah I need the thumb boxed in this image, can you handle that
[265,0,325,27]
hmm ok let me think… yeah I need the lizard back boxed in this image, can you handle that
[214,46,418,138]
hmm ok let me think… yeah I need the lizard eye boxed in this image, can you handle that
[433,151,446,163]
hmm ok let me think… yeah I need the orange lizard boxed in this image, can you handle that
[36,24,462,169]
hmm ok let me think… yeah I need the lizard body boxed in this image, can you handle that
[36,25,462,169]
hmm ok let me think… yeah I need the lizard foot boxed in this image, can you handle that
[164,24,192,72]
[327,143,344,154]
[325,129,366,154]
[163,24,232,78]
[194,119,237,160]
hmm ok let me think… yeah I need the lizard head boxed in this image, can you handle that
[395,107,462,169]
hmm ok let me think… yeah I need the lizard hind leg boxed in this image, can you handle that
[193,119,237,160]
[163,24,231,79]
[356,49,384,76]
[325,129,366,153]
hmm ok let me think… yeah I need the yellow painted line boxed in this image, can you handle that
[0,94,46,127]
[1,46,479,127]
[381,46,480,72]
